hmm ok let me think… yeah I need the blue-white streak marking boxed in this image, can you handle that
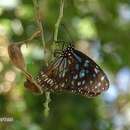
[72,52,82,62]
[79,69,85,78]
[75,64,80,70]
[84,60,89,67]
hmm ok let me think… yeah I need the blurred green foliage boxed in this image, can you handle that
[0,0,130,130]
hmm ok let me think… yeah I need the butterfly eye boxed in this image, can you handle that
[30,45,109,98]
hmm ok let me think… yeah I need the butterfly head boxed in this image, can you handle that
[62,44,74,57]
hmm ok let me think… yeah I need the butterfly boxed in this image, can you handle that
[24,44,109,97]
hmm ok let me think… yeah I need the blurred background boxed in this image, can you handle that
[0,0,130,130]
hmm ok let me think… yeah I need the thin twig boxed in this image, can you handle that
[54,0,65,42]
[32,0,65,118]
[26,30,41,43]
[33,0,52,117]
[32,0,46,53]
[52,0,65,58]
[16,30,41,46]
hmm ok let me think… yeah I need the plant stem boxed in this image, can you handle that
[44,0,65,117]
[33,0,52,118]
[32,0,65,118]
[54,0,65,42]
[43,92,51,117]
[32,0,46,54]
[17,30,41,46]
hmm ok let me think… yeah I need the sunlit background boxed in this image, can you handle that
[0,0,130,130]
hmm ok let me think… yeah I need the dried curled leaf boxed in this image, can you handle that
[8,44,25,70]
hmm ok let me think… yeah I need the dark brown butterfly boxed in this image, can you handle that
[24,44,109,97]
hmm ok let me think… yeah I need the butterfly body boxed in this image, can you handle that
[25,45,109,97]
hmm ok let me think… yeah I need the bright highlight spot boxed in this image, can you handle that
[103,84,118,102]
[0,0,19,9]
[116,67,130,92]
[11,19,23,35]
[5,70,16,82]
[73,17,97,39]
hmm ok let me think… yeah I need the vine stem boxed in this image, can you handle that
[52,0,65,61]
[32,0,46,53]
[54,0,65,42]
[43,92,51,117]
[32,0,65,118]
[33,0,50,117]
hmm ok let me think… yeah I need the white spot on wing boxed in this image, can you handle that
[77,81,81,86]
[105,83,109,86]
[71,81,74,85]
[73,74,78,80]
[101,76,105,81]
[98,82,101,87]
[82,80,85,85]
[94,68,99,74]
[90,80,93,84]
[61,83,65,88]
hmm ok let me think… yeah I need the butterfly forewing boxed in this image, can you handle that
[68,49,109,97]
